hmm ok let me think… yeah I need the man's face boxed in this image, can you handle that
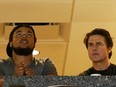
[87,35,111,63]
[10,27,35,55]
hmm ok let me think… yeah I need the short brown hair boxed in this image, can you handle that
[84,28,113,59]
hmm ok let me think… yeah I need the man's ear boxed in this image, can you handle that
[9,42,12,47]
[108,47,112,53]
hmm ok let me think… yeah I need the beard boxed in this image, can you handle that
[12,46,34,56]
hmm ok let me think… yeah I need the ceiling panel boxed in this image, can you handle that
[73,0,116,22]
[0,0,74,22]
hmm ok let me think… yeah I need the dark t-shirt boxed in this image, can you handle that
[79,63,116,76]
[0,57,57,76]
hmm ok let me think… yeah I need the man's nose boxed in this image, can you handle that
[22,34,27,38]
[92,45,97,50]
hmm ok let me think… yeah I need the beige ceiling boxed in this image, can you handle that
[0,0,73,22]
[0,0,116,22]
[73,0,116,22]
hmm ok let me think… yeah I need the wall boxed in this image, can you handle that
[0,0,116,76]
[64,22,116,75]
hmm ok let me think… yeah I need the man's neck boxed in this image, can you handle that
[92,60,110,71]
[13,53,33,67]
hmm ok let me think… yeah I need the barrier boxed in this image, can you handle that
[3,76,116,87]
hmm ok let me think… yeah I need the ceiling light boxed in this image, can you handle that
[33,49,40,55]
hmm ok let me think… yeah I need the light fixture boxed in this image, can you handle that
[33,49,40,55]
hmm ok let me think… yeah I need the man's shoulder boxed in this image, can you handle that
[78,67,93,76]
[34,57,51,64]
[0,58,11,63]
[34,57,49,61]
[110,63,116,67]
[0,58,13,66]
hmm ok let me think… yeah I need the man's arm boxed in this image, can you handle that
[0,74,3,87]
[42,58,58,75]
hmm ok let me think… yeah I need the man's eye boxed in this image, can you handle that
[27,33,32,37]
[88,43,93,47]
[16,33,21,37]
[97,43,103,46]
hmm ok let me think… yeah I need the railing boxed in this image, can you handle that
[4,76,116,87]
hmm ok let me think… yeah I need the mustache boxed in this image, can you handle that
[20,39,28,44]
